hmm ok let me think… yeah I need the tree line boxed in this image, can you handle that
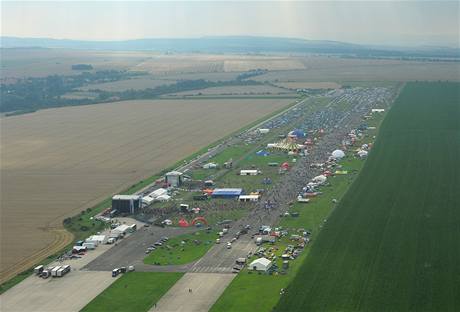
[1,71,263,114]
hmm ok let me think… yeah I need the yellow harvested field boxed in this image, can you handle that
[274,82,342,89]
[223,58,305,72]
[252,61,460,82]
[0,49,151,79]
[0,98,292,278]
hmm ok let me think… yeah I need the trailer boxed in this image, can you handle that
[34,265,44,275]
[56,268,65,277]
[51,266,61,277]
[61,265,71,276]
[56,265,71,277]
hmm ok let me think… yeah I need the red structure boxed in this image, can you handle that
[191,216,208,226]
[178,218,190,227]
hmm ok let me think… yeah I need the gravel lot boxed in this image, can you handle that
[1,271,117,312]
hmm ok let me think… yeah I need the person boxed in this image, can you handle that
[189,288,192,293]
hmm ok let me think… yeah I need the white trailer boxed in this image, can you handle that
[83,242,96,250]
[56,268,65,277]
[51,266,61,277]
[240,169,259,176]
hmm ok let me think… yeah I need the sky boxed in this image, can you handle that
[1,1,459,47]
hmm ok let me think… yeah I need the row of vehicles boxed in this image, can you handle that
[34,264,71,279]
[112,265,135,277]
[145,236,169,254]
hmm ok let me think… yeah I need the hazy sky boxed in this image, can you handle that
[2,1,459,47]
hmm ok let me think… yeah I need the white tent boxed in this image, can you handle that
[203,162,218,169]
[148,188,168,199]
[249,257,273,272]
[312,175,327,184]
[142,196,155,205]
[267,139,303,152]
[258,128,270,134]
[156,194,171,202]
[357,150,368,158]
[331,149,346,159]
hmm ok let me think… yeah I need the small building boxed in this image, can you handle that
[239,195,260,202]
[212,188,243,199]
[112,195,142,214]
[249,257,273,272]
[111,224,135,235]
[165,171,183,187]
[240,170,259,176]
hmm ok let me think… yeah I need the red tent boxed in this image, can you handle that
[281,162,290,169]
[178,218,190,227]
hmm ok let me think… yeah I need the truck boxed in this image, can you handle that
[34,265,44,275]
[41,268,52,279]
[112,268,121,277]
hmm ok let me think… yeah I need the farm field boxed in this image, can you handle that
[81,272,183,312]
[0,48,153,79]
[274,82,460,311]
[252,62,460,82]
[0,97,293,283]
[4,49,458,84]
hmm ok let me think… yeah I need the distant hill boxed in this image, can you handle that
[1,36,459,58]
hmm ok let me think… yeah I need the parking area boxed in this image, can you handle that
[84,226,196,271]
[1,271,117,312]
[151,273,235,312]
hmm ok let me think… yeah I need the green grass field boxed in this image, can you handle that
[274,82,460,311]
[143,230,216,265]
[80,272,183,312]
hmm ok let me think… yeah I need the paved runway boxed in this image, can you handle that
[150,273,235,312]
